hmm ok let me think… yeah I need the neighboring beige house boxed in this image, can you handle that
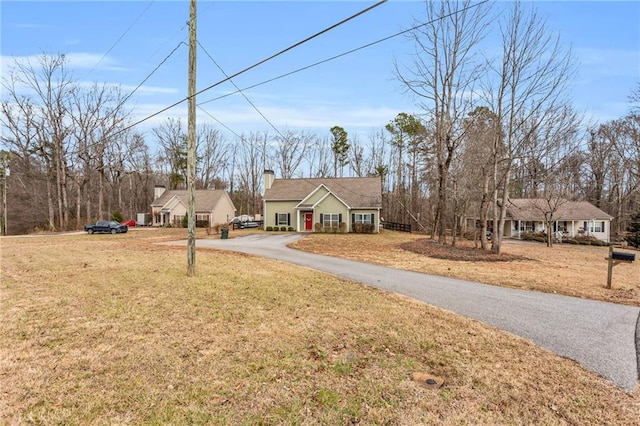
[262,170,382,232]
[151,186,236,227]
[500,198,614,242]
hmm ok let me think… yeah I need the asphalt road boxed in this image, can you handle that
[168,233,640,392]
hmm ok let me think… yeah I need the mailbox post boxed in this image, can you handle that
[606,245,636,289]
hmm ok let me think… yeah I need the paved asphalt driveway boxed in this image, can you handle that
[169,233,640,391]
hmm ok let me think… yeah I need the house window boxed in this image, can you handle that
[354,213,373,224]
[276,213,290,226]
[323,213,340,228]
[585,221,604,233]
[519,221,534,232]
[196,214,209,227]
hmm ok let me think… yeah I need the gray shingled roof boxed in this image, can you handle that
[151,189,230,212]
[264,177,382,208]
[506,199,613,221]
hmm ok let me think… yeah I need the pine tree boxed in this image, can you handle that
[624,211,640,248]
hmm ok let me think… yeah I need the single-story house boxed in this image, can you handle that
[262,170,382,232]
[151,185,236,227]
[501,198,613,242]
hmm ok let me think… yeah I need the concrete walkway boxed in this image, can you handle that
[167,234,640,391]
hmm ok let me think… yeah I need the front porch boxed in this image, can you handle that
[506,219,610,242]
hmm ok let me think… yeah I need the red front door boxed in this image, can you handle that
[304,213,313,231]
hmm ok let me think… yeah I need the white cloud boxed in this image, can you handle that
[125,101,414,141]
[0,52,129,73]
[119,84,180,96]
[64,53,128,72]
[575,48,640,77]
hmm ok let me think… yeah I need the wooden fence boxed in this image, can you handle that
[382,221,412,232]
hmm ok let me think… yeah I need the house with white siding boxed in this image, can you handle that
[501,198,613,242]
[151,186,236,227]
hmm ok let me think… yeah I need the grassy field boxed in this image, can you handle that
[1,228,639,424]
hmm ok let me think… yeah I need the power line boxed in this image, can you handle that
[121,42,187,106]
[198,0,490,107]
[114,0,388,137]
[60,41,186,154]
[107,0,488,142]
[85,0,157,78]
[197,40,285,139]
[197,105,243,140]
[191,0,489,155]
[145,0,215,62]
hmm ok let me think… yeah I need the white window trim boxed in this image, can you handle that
[324,213,340,228]
[277,213,289,226]
[354,213,373,224]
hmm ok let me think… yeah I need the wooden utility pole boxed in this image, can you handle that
[186,0,197,276]
[0,152,9,236]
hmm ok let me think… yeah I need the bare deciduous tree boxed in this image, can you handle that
[396,0,490,243]
[274,130,312,179]
[234,132,268,215]
[486,2,577,253]
[196,123,229,189]
[154,117,187,189]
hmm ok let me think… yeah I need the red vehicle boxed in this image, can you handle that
[121,220,136,227]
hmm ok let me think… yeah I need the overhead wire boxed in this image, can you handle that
[112,0,388,138]
[146,0,216,62]
[191,0,489,168]
[198,0,489,107]
[121,42,187,106]
[197,106,243,140]
[85,0,157,78]
[103,0,489,146]
[197,40,285,139]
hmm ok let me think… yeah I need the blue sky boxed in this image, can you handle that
[1,1,639,144]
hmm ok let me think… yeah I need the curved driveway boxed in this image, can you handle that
[170,233,640,391]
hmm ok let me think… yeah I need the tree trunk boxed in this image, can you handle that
[437,163,448,244]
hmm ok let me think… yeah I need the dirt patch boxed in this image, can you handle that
[401,238,530,262]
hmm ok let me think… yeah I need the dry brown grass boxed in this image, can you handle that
[1,228,639,424]
[290,231,640,306]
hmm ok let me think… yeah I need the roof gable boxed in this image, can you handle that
[152,189,232,212]
[162,195,184,212]
[296,184,350,209]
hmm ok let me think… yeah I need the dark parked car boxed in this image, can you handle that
[84,220,128,234]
